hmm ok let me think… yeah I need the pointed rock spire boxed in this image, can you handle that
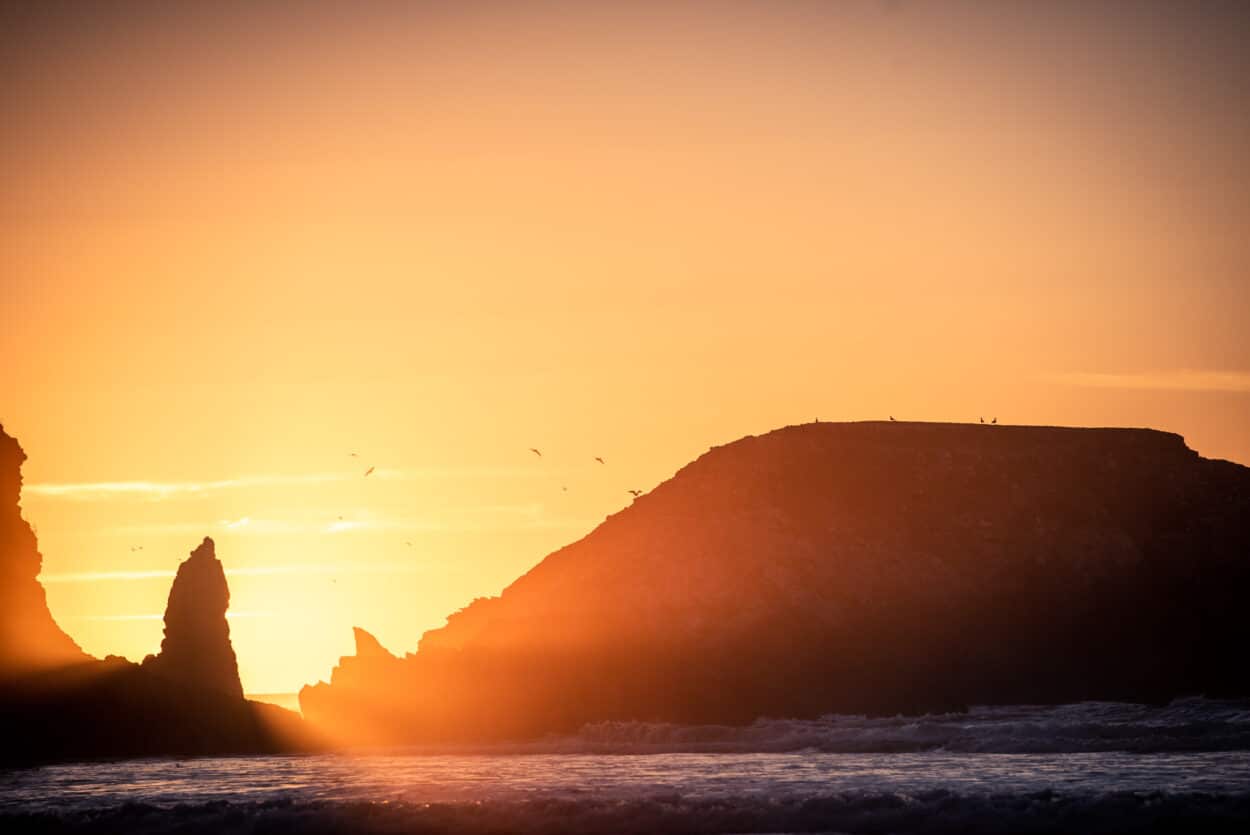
[352,627,396,660]
[143,536,244,699]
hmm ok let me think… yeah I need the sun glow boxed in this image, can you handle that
[4,0,1248,695]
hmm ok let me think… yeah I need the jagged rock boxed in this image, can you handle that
[0,423,87,677]
[302,421,1250,744]
[297,628,399,745]
[326,628,400,687]
[352,627,396,660]
[142,537,244,700]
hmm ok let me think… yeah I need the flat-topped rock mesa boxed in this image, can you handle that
[301,421,1250,744]
[142,537,244,700]
[0,423,87,678]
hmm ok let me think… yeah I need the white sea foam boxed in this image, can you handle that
[504,697,1250,755]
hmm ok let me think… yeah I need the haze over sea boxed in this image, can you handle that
[5,700,1249,834]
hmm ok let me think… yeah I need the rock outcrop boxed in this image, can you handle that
[0,424,88,677]
[352,627,397,661]
[0,425,310,765]
[301,421,1250,744]
[141,537,244,700]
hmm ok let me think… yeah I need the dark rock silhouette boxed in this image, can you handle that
[0,424,88,677]
[0,426,311,765]
[301,421,1250,744]
[141,537,244,700]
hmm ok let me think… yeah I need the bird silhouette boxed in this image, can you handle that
[889,416,896,422]
[991,417,998,425]
[404,541,412,547]
[628,489,642,497]
[364,466,375,477]
[561,486,568,492]
[349,452,358,458]
[980,417,985,424]
[594,456,605,465]
[529,448,542,458]
[129,546,143,552]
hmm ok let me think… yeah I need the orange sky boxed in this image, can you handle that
[3,1,1248,694]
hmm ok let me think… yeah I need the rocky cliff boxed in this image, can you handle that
[0,424,88,677]
[141,537,245,700]
[301,421,1250,744]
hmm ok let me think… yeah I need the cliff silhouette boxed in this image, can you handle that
[0,426,309,765]
[0,425,88,677]
[301,421,1250,744]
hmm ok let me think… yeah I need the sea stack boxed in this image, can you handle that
[143,536,245,700]
[0,423,87,677]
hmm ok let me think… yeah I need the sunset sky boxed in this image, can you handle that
[3,1,1248,695]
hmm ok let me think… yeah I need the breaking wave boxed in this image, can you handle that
[539,697,1250,755]
[4,701,1249,833]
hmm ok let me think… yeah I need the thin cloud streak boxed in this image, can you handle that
[26,472,348,500]
[105,508,592,537]
[41,569,176,584]
[41,563,430,585]
[27,466,568,501]
[108,520,310,536]
[1048,370,1250,393]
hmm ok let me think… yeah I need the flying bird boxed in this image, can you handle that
[628,489,642,497]
[529,448,542,458]
[561,486,568,492]
[364,466,375,477]
[349,452,358,458]
[404,541,412,547]
[594,456,605,465]
[129,546,143,552]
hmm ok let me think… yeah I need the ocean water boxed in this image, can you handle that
[3,700,1249,833]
